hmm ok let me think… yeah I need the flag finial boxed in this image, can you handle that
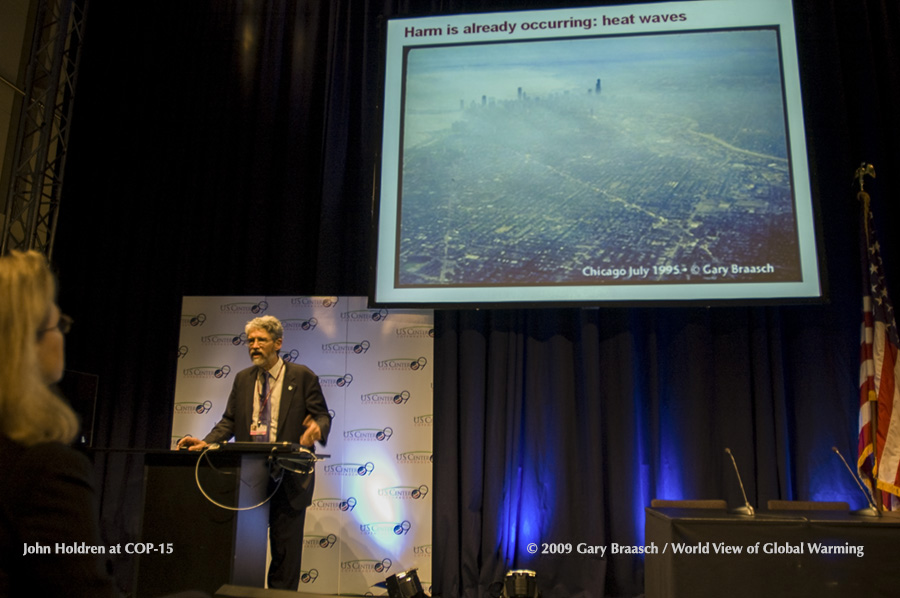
[855,162,876,193]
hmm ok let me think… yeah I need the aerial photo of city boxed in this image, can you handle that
[396,28,802,288]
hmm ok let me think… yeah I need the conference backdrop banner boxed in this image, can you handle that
[172,296,434,595]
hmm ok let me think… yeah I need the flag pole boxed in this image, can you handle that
[855,162,883,511]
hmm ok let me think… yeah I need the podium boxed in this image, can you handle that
[135,449,273,597]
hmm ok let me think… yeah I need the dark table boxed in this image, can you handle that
[644,507,900,597]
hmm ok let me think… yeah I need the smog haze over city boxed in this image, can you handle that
[397,29,800,288]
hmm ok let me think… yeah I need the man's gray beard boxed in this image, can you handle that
[250,354,265,367]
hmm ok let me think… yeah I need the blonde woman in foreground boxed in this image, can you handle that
[0,250,117,597]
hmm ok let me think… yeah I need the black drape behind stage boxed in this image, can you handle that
[433,304,861,597]
[51,1,900,596]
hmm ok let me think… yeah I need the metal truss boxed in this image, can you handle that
[1,0,88,257]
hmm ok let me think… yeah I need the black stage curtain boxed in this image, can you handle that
[51,0,900,596]
[433,304,860,597]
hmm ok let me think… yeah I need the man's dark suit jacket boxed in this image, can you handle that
[203,361,331,509]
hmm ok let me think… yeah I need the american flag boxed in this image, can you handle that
[858,196,900,510]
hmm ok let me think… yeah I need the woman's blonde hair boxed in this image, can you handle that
[0,250,79,445]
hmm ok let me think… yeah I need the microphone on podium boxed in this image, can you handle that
[725,448,755,516]
[832,446,880,517]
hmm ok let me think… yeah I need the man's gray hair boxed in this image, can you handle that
[245,315,283,341]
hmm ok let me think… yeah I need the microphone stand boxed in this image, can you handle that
[725,448,755,516]
[832,447,880,517]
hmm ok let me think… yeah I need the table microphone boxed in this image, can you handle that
[831,447,880,517]
[725,448,755,516]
